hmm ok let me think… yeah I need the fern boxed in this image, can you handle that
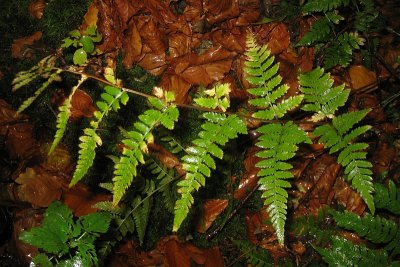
[244,34,309,244]
[331,210,400,256]
[49,76,87,155]
[299,67,350,121]
[314,236,393,266]
[355,0,380,33]
[113,93,179,205]
[255,122,311,244]
[324,32,365,69]
[375,181,400,215]
[302,0,350,13]
[71,85,129,186]
[244,34,304,120]
[145,157,178,212]
[233,239,273,267]
[173,111,247,231]
[313,109,375,213]
[297,12,343,46]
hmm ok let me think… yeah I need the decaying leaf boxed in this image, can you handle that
[11,31,42,59]
[28,0,46,20]
[234,146,261,200]
[371,141,397,175]
[79,2,99,32]
[149,143,185,176]
[348,65,377,90]
[332,178,366,215]
[197,199,229,233]
[15,167,63,208]
[70,89,96,120]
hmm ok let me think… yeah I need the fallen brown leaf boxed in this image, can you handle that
[197,199,229,233]
[11,31,42,59]
[70,89,96,120]
[28,0,46,20]
[348,65,377,91]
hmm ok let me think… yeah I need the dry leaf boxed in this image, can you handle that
[122,19,142,69]
[79,2,99,32]
[197,199,228,233]
[332,178,366,215]
[70,89,96,120]
[28,0,46,20]
[15,167,63,208]
[348,65,377,90]
[11,31,42,59]
[371,141,396,176]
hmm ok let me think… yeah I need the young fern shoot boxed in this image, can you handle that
[173,83,247,231]
[244,33,310,245]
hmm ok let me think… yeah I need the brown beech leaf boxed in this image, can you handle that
[349,94,385,122]
[159,73,192,104]
[294,154,341,216]
[348,65,377,91]
[79,2,99,32]
[15,167,63,208]
[234,146,261,200]
[11,31,42,59]
[138,52,168,76]
[5,123,39,159]
[148,143,185,176]
[332,178,366,215]
[255,23,290,55]
[40,144,74,174]
[197,199,228,233]
[28,0,46,20]
[62,182,111,216]
[211,27,247,52]
[371,141,397,175]
[204,0,240,25]
[70,89,96,120]
[232,0,261,26]
[122,19,142,69]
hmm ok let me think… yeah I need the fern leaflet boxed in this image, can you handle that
[173,112,247,231]
[324,32,364,69]
[70,85,129,186]
[113,94,179,205]
[375,181,400,215]
[233,239,273,267]
[314,236,393,266]
[299,67,350,121]
[244,34,304,120]
[302,0,350,13]
[331,211,400,255]
[313,109,375,213]
[49,76,87,155]
[297,12,343,46]
[256,122,311,244]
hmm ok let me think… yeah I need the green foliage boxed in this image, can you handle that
[375,181,400,215]
[313,109,375,213]
[296,12,343,46]
[233,239,273,267]
[331,210,400,256]
[255,122,311,244]
[302,0,350,13]
[173,111,247,231]
[71,85,129,186]
[244,34,309,244]
[314,236,393,266]
[49,76,87,155]
[324,32,365,69]
[194,83,231,112]
[61,26,102,65]
[112,94,179,205]
[244,34,303,120]
[299,67,350,121]
[19,201,112,267]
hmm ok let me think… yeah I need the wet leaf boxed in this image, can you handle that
[11,31,42,59]
[70,89,96,120]
[28,0,46,20]
[73,48,87,65]
[197,199,228,233]
[80,36,95,53]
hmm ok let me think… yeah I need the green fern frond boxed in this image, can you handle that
[49,77,87,155]
[297,12,343,46]
[355,0,380,33]
[375,181,400,215]
[70,85,129,186]
[159,132,185,154]
[299,67,350,121]
[302,0,350,13]
[245,34,303,120]
[194,83,231,112]
[324,32,365,69]
[146,157,178,212]
[313,109,374,213]
[314,236,392,266]
[12,55,57,92]
[291,208,333,243]
[113,96,179,205]
[255,122,311,244]
[173,112,247,231]
[132,194,152,245]
[17,70,62,114]
[233,239,273,267]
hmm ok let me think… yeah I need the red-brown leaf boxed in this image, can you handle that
[197,199,228,233]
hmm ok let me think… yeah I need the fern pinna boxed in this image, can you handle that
[244,34,310,244]
[299,67,350,121]
[313,109,375,213]
[70,84,129,186]
[173,84,247,231]
[113,90,179,205]
[375,181,400,215]
[331,210,400,256]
